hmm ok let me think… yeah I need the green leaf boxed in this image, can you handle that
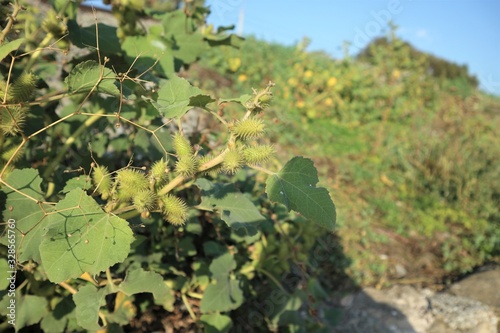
[219,94,252,105]
[144,76,212,118]
[195,178,265,236]
[266,157,336,230]
[16,294,49,330]
[61,175,91,193]
[161,10,207,64]
[1,168,48,262]
[40,296,76,333]
[200,278,244,313]
[0,38,24,61]
[119,268,173,305]
[73,284,108,331]
[67,21,121,55]
[39,189,134,283]
[65,60,119,96]
[200,253,244,312]
[0,259,8,289]
[121,35,175,75]
[200,313,233,333]
[208,252,235,280]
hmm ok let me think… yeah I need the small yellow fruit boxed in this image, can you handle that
[304,70,314,79]
[228,57,241,72]
[238,74,248,82]
[287,77,299,87]
[324,97,334,106]
[327,77,337,87]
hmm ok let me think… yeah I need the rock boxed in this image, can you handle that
[428,293,498,333]
[333,285,434,333]
[449,268,500,309]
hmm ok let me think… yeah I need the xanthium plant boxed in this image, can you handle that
[87,83,280,226]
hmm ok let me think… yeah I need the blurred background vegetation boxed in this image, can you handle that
[183,22,499,287]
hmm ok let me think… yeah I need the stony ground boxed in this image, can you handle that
[326,265,499,333]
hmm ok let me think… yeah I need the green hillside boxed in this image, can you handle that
[190,30,500,287]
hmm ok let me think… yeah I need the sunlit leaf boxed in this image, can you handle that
[65,60,119,96]
[266,157,336,230]
[40,189,134,283]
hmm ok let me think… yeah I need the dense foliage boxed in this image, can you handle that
[0,1,336,332]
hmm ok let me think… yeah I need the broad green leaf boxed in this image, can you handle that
[40,296,76,333]
[122,35,175,75]
[1,168,48,262]
[67,21,121,55]
[61,176,91,193]
[195,178,265,236]
[171,32,207,64]
[16,294,49,331]
[266,157,336,230]
[65,60,119,96]
[73,284,108,331]
[0,259,8,289]
[119,268,173,305]
[208,252,235,280]
[144,76,212,118]
[200,313,233,333]
[200,278,243,313]
[162,10,207,64]
[39,189,134,283]
[200,253,243,312]
[0,38,24,61]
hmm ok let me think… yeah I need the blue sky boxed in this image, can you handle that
[83,0,500,95]
[204,0,500,95]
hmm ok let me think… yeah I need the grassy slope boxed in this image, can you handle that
[188,35,500,288]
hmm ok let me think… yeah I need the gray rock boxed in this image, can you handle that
[449,268,500,309]
[428,293,498,333]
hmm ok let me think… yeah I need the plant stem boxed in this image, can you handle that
[249,164,275,176]
[0,0,23,44]
[59,281,78,294]
[42,110,105,180]
[181,293,197,321]
[25,33,54,72]
[106,268,116,292]
[257,268,289,295]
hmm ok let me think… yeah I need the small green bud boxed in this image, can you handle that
[116,169,149,201]
[223,149,244,174]
[242,145,275,165]
[150,159,169,184]
[172,133,193,158]
[10,72,38,103]
[162,194,188,226]
[231,117,265,140]
[133,189,157,213]
[92,165,112,200]
[175,155,199,177]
